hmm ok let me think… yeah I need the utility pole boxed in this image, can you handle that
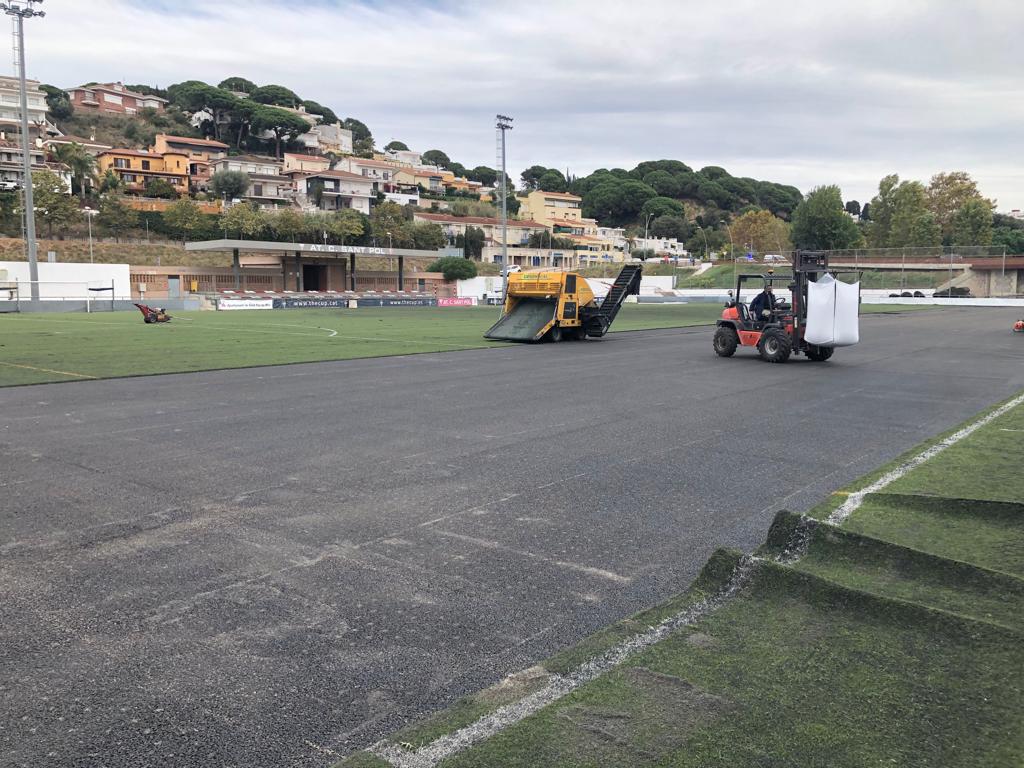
[3,0,44,303]
[496,114,513,312]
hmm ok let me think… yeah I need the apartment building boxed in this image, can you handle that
[283,153,331,174]
[66,82,167,115]
[293,169,374,214]
[96,149,189,196]
[152,134,229,191]
[0,76,48,133]
[0,138,68,191]
[210,155,292,208]
[517,189,584,226]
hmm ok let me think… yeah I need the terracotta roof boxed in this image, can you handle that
[99,149,163,158]
[550,218,584,227]
[295,169,369,181]
[536,191,582,200]
[214,154,281,165]
[158,134,230,149]
[415,212,548,229]
[284,152,329,163]
[69,83,168,103]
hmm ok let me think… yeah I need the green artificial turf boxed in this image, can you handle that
[437,556,1024,768]
[0,303,933,386]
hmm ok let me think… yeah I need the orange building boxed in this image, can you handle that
[96,149,189,196]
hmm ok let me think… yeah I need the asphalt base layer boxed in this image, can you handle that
[2,307,1023,767]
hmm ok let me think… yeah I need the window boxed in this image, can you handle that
[114,158,130,169]
[103,92,123,105]
[252,183,263,197]
[141,160,150,170]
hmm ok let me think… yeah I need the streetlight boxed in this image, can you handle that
[83,206,97,263]
[721,219,736,284]
[695,224,709,262]
[643,212,655,261]
[3,0,45,302]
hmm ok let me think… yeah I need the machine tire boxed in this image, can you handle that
[805,344,833,362]
[547,326,563,343]
[713,326,739,357]
[758,329,792,363]
[144,314,156,324]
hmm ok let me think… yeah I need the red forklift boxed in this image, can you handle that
[712,251,860,363]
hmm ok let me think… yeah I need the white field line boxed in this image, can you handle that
[368,555,760,768]
[827,391,1024,526]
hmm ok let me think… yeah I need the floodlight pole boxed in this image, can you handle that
[496,114,513,312]
[3,0,44,302]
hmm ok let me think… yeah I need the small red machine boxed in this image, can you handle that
[1014,319,1024,333]
[133,303,172,324]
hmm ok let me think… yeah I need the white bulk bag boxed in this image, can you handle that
[804,274,860,347]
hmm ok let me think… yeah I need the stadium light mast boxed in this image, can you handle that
[496,114,513,312]
[3,0,44,303]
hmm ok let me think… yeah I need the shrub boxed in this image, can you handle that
[427,256,478,281]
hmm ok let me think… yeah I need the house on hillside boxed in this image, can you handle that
[282,152,330,175]
[43,134,113,157]
[210,155,292,208]
[335,156,421,203]
[0,76,52,136]
[152,134,229,192]
[96,148,189,197]
[65,82,167,115]
[0,138,70,191]
[517,189,584,226]
[293,169,373,214]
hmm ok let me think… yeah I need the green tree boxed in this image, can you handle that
[952,198,993,246]
[144,178,178,199]
[889,181,939,247]
[166,82,238,140]
[845,200,861,216]
[125,84,168,98]
[269,207,307,241]
[250,84,301,108]
[210,170,250,200]
[220,202,266,239]
[520,165,551,190]
[163,198,203,243]
[583,180,657,227]
[459,225,485,258]
[866,174,902,247]
[790,185,862,250]
[384,140,409,151]
[466,166,498,187]
[992,226,1024,254]
[40,84,73,120]
[527,231,576,249]
[252,106,310,159]
[342,117,373,142]
[926,171,992,241]
[729,209,792,253]
[96,195,138,242]
[427,256,477,280]
[98,169,123,194]
[410,222,446,250]
[302,100,338,124]
[642,170,682,198]
[325,208,365,244]
[31,170,80,237]
[421,149,450,168]
[370,201,411,246]
[49,142,96,200]
[650,214,689,241]
[536,169,567,192]
[218,76,257,94]
[640,196,684,221]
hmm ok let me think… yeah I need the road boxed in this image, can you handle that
[2,307,1022,767]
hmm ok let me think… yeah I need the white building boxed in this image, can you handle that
[0,76,50,136]
[384,148,422,166]
[631,236,688,257]
[210,155,292,209]
[294,169,374,214]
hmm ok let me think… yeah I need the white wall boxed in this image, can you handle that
[0,261,132,300]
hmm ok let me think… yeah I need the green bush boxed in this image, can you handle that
[427,256,477,281]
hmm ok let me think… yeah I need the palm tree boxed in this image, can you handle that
[50,142,96,201]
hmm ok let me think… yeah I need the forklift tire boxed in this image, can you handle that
[805,344,833,362]
[713,326,739,357]
[758,329,792,363]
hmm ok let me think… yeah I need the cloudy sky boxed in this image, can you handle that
[27,0,1024,208]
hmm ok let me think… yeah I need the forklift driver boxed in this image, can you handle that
[749,285,776,321]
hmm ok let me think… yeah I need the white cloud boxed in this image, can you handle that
[25,0,1024,207]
